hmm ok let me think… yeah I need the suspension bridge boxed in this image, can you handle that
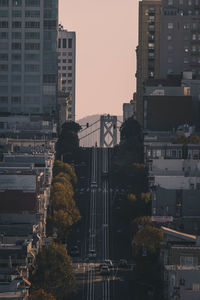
[78,115,122,148]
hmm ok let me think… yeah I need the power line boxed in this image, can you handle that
[79,119,100,132]
[79,127,100,140]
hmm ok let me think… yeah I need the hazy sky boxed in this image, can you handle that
[59,0,138,119]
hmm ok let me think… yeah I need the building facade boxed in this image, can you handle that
[136,0,162,125]
[0,0,58,115]
[58,25,76,121]
[160,0,200,79]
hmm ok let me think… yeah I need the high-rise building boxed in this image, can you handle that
[160,0,200,79]
[136,0,162,125]
[58,25,76,121]
[0,0,58,115]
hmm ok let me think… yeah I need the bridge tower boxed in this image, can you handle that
[100,115,117,148]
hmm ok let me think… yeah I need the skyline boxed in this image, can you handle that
[59,0,138,119]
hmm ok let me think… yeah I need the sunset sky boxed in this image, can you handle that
[59,0,138,119]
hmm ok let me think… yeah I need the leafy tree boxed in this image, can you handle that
[53,161,77,185]
[29,289,56,300]
[132,225,164,256]
[173,134,200,145]
[31,243,76,300]
[56,121,81,161]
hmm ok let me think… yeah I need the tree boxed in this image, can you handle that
[31,243,76,300]
[53,161,77,185]
[56,121,81,161]
[132,225,164,256]
[29,289,56,300]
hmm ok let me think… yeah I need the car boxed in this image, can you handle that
[100,265,110,275]
[88,250,96,259]
[104,259,113,268]
[118,259,128,268]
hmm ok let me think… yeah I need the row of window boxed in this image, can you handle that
[0,63,40,71]
[168,0,199,6]
[11,42,40,50]
[58,38,73,49]
[0,32,40,39]
[168,22,200,30]
[0,0,40,7]
[0,53,40,61]
[167,33,200,40]
[58,66,72,70]
[62,80,72,84]
[167,56,200,63]
[0,21,40,28]
[0,10,40,17]
[166,44,200,52]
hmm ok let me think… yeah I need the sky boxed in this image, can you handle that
[59,0,138,119]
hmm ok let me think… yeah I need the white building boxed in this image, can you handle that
[58,25,76,121]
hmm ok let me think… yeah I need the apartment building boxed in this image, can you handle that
[58,25,76,121]
[0,0,58,115]
[136,0,162,125]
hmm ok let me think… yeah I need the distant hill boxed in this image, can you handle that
[77,114,123,147]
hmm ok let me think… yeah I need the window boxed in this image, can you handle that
[12,64,21,72]
[44,20,56,30]
[0,75,8,82]
[168,45,174,51]
[25,0,40,7]
[0,0,8,6]
[0,32,8,39]
[12,0,21,6]
[25,75,40,83]
[25,43,40,50]
[25,53,40,61]
[62,52,67,56]
[188,0,192,5]
[62,66,66,70]
[168,22,173,29]
[58,38,61,48]
[168,0,173,5]
[184,57,189,63]
[180,256,198,266]
[68,80,72,84]
[43,74,56,83]
[0,97,8,103]
[12,42,21,50]
[68,59,72,63]
[12,53,21,60]
[184,46,189,53]
[12,32,21,39]
[184,35,189,40]
[25,21,40,28]
[68,38,72,48]
[0,10,8,17]
[62,80,66,84]
[68,73,72,77]
[168,57,173,63]
[0,86,8,93]
[25,32,40,39]
[68,66,72,70]
[11,74,21,82]
[68,52,72,56]
[184,24,190,29]
[25,64,40,72]
[168,35,172,40]
[192,45,197,52]
[25,10,40,17]
[11,96,21,104]
[0,21,8,28]
[24,85,40,94]
[0,42,8,50]
[193,34,197,40]
[12,21,21,28]
[63,38,66,48]
[11,86,21,93]
[63,59,66,63]
[12,10,22,17]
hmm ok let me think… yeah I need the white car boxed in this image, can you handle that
[88,250,96,258]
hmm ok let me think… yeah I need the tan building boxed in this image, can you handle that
[136,0,161,125]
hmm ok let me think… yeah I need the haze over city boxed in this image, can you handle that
[59,0,138,119]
